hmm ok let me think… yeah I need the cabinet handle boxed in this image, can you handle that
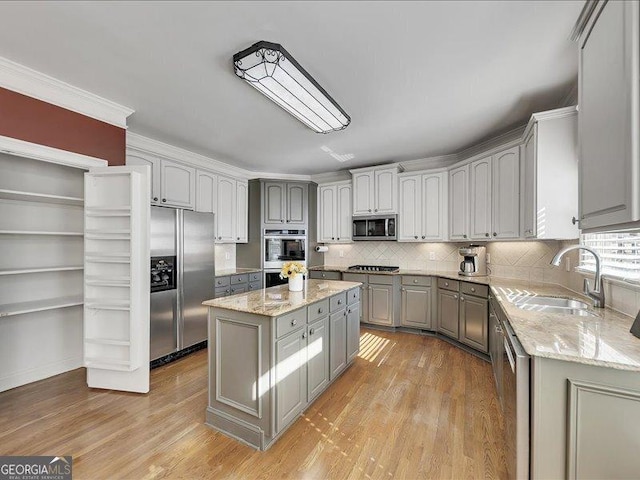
[291,319,297,326]
[493,232,497,237]
[309,328,315,335]
[162,198,167,203]
[153,197,158,201]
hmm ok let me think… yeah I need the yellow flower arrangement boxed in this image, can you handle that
[279,261,307,279]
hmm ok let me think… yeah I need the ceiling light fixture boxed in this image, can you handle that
[233,41,350,134]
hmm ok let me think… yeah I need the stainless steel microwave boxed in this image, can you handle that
[352,215,397,241]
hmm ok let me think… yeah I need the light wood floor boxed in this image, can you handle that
[0,328,507,479]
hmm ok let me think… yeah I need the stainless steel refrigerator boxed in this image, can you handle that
[150,206,215,361]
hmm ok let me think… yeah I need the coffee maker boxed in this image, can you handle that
[458,245,487,277]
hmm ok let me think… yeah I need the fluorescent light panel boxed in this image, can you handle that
[234,41,351,134]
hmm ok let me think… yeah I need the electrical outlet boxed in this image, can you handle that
[225,252,230,260]
[429,252,436,261]
[339,250,344,258]
[487,253,491,264]
[566,257,571,272]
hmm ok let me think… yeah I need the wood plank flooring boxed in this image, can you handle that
[0,329,507,479]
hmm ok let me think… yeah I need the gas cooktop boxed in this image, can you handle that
[347,265,399,272]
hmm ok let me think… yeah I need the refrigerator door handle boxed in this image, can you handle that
[176,209,184,349]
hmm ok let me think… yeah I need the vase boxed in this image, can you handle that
[288,274,303,292]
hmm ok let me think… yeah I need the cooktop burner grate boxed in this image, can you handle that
[347,265,399,272]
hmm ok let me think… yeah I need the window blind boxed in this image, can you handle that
[580,232,640,280]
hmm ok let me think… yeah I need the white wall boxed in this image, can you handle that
[215,244,236,271]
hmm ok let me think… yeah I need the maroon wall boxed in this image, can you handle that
[0,86,126,165]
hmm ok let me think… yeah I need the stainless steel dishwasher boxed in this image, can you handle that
[502,311,530,480]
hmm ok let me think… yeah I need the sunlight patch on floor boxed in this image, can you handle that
[358,332,390,362]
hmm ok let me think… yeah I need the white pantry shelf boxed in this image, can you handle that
[0,266,83,276]
[0,230,84,236]
[85,338,131,346]
[85,253,130,263]
[85,275,131,287]
[0,188,84,206]
[84,299,131,311]
[0,295,83,318]
[85,357,133,371]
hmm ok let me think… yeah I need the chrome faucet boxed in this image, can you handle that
[550,245,605,308]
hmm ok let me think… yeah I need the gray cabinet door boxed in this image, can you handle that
[346,303,360,362]
[437,289,459,338]
[329,310,347,380]
[264,182,285,224]
[369,284,393,325]
[275,329,307,432]
[307,317,329,401]
[400,286,431,329]
[286,183,307,225]
[460,295,488,353]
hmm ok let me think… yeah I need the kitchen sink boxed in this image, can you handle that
[508,295,596,317]
[513,296,589,309]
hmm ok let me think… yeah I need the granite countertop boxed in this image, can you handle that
[215,267,262,276]
[488,279,640,372]
[203,279,362,317]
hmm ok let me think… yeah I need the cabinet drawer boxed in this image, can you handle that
[307,299,330,323]
[248,271,261,282]
[231,274,248,285]
[247,281,262,291]
[229,286,246,295]
[402,275,432,287]
[276,309,307,338]
[342,273,367,284]
[368,274,394,285]
[347,287,360,305]
[437,278,459,292]
[214,287,230,298]
[460,282,488,298]
[309,270,342,280]
[330,292,347,312]
[215,276,230,288]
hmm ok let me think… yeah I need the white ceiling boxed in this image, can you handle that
[0,1,582,175]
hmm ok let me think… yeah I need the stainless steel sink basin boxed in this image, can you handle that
[514,296,589,309]
[514,303,597,316]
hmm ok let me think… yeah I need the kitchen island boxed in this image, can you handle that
[202,279,362,450]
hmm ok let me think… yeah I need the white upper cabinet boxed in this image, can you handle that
[492,147,520,239]
[235,180,248,243]
[398,172,448,242]
[449,164,469,240]
[351,166,398,216]
[196,170,217,214]
[469,157,492,240]
[578,0,640,231]
[216,176,236,243]
[263,182,308,226]
[522,107,579,239]
[126,154,160,204]
[160,161,195,209]
[317,181,352,244]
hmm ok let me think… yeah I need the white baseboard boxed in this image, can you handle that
[0,356,83,393]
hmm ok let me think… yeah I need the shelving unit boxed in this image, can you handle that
[0,230,84,236]
[0,188,84,206]
[0,295,84,317]
[0,266,83,276]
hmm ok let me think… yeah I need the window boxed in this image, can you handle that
[580,232,640,280]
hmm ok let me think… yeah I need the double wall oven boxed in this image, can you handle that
[263,229,307,288]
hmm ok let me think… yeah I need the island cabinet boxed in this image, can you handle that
[204,281,361,450]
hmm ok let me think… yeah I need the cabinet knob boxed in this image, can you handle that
[225,289,230,293]
[318,307,323,314]
[281,220,284,223]
[322,274,326,278]
[309,328,315,335]
[347,309,351,314]
[286,220,290,223]
[343,311,347,316]
[453,294,458,299]
[401,287,405,292]
[302,332,307,339]
[572,216,579,225]
[338,299,342,304]
[463,234,467,239]
[413,279,418,283]
[414,236,418,239]
[162,198,167,203]
[368,209,372,212]
[375,209,378,212]
[291,319,297,326]
[471,287,476,292]
[153,197,158,201]
[485,233,490,237]
[493,232,497,237]
[460,296,465,302]
[445,282,449,286]
[332,237,335,240]
[337,237,340,240]
[422,235,425,239]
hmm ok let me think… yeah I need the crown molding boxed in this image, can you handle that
[560,82,579,107]
[127,132,254,179]
[523,105,578,138]
[571,0,599,41]
[311,170,352,184]
[250,171,312,181]
[0,134,108,169]
[398,154,458,172]
[0,56,134,128]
